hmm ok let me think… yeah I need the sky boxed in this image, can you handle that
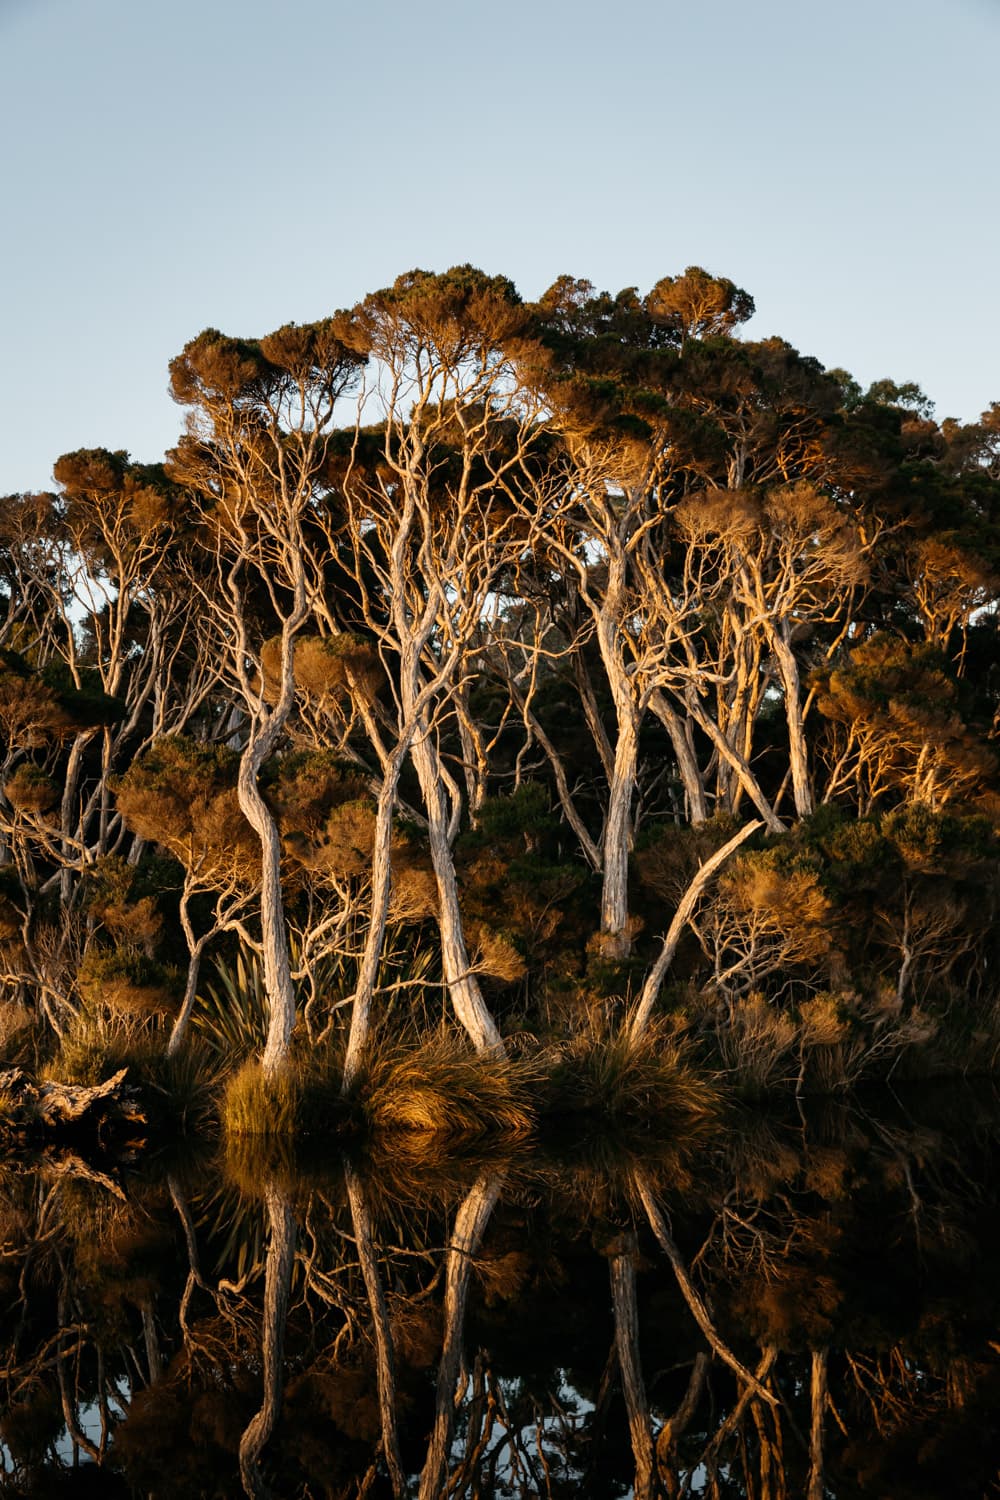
[1,0,998,494]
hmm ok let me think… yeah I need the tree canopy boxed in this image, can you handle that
[2,263,999,1093]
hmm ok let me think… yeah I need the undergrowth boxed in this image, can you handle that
[43,1006,218,1131]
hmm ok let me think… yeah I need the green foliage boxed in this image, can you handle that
[193,947,268,1059]
[38,661,125,728]
[458,785,589,991]
[475,783,557,842]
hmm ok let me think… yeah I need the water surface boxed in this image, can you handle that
[2,1086,1000,1497]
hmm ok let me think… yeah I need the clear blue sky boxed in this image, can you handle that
[2,0,997,493]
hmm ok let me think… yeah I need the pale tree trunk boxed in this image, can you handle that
[595,571,642,959]
[681,687,784,833]
[166,937,207,1060]
[600,702,640,959]
[575,648,616,780]
[168,878,247,1059]
[236,592,307,1078]
[58,732,96,907]
[633,1169,778,1406]
[512,685,602,870]
[345,1166,406,1498]
[419,1172,503,1500]
[239,1184,296,1500]
[769,624,813,819]
[627,821,762,1043]
[808,1346,828,1500]
[656,1352,710,1495]
[896,891,915,1005]
[697,1346,778,1482]
[239,750,297,1078]
[410,720,502,1053]
[341,740,412,1091]
[609,1237,659,1500]
[650,690,708,824]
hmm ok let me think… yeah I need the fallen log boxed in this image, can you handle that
[0,1066,146,1136]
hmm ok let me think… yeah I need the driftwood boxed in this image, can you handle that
[0,1066,146,1135]
[40,1152,130,1200]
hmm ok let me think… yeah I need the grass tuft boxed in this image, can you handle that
[220,1058,300,1137]
[350,1031,540,1142]
[220,1041,349,1139]
[542,1019,721,1126]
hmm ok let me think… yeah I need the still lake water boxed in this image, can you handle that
[2,1086,1000,1498]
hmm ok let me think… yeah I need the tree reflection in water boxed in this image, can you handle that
[2,1091,1000,1497]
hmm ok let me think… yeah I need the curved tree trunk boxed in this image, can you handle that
[419,1172,503,1500]
[410,722,502,1053]
[166,939,206,1060]
[239,750,297,1078]
[345,1166,406,1497]
[237,602,307,1079]
[610,1237,659,1499]
[238,1184,296,1499]
[627,821,762,1043]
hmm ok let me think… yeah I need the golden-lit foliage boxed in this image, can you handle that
[2,763,59,814]
[351,1033,540,1140]
[115,738,258,883]
[260,632,383,707]
[815,637,998,811]
[2,262,1000,1109]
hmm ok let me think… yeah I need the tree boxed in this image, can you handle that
[167,322,364,1075]
[328,268,551,1077]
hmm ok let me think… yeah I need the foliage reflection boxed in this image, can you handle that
[2,1091,1000,1496]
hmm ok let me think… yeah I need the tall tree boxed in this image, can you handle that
[167,322,364,1075]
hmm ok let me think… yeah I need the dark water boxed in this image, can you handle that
[3,1087,1000,1498]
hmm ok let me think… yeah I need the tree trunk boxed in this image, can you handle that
[238,751,297,1078]
[595,574,642,957]
[419,1172,502,1500]
[59,731,96,907]
[238,1184,296,1500]
[627,821,761,1042]
[650,690,708,825]
[770,625,813,820]
[633,1168,778,1406]
[600,705,640,958]
[808,1346,828,1500]
[681,687,784,833]
[656,1352,710,1494]
[166,898,207,1059]
[610,1238,659,1499]
[345,1166,406,1498]
[410,721,502,1053]
[341,738,413,1091]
